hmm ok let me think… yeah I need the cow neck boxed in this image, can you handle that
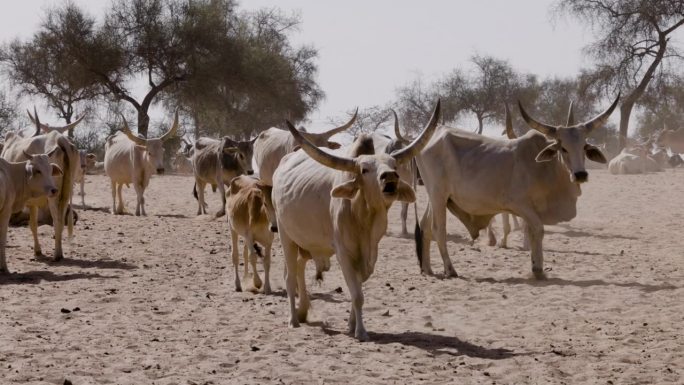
[7,161,29,204]
[344,189,388,282]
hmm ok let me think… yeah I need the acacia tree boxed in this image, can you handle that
[393,76,438,136]
[328,106,389,138]
[2,3,103,137]
[441,55,520,134]
[557,0,684,149]
[635,72,684,138]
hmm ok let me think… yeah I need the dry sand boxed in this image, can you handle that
[0,170,682,384]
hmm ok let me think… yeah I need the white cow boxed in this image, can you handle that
[1,110,79,261]
[254,110,357,186]
[273,101,440,341]
[416,95,619,279]
[104,111,178,215]
[74,150,97,207]
[0,151,63,273]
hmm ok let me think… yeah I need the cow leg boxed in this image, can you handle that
[215,181,226,218]
[230,229,241,292]
[486,218,497,247]
[500,213,511,248]
[0,210,11,273]
[418,204,434,276]
[521,214,545,279]
[431,201,458,278]
[196,181,206,215]
[28,206,42,257]
[47,198,64,261]
[110,180,117,214]
[296,257,310,323]
[522,221,531,251]
[116,183,125,214]
[262,243,272,295]
[133,183,145,216]
[279,229,300,328]
[337,254,368,341]
[512,215,522,231]
[241,240,250,282]
[247,237,262,290]
[400,202,409,236]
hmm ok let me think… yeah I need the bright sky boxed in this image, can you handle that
[0,0,597,133]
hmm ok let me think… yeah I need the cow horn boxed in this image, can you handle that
[518,101,557,137]
[584,93,620,133]
[119,113,147,146]
[391,99,441,164]
[504,103,516,139]
[31,107,42,137]
[160,109,179,142]
[57,114,86,134]
[320,107,358,138]
[566,101,575,126]
[392,109,410,143]
[285,120,357,172]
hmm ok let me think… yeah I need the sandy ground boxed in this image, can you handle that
[0,169,683,385]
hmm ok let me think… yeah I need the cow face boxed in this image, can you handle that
[221,137,254,175]
[23,149,63,199]
[519,95,619,184]
[120,110,179,175]
[289,100,441,207]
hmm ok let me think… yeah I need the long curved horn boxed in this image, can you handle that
[160,109,179,141]
[566,101,575,126]
[285,120,356,172]
[504,104,516,139]
[56,114,86,134]
[32,107,42,137]
[518,101,557,137]
[584,93,620,133]
[320,107,358,139]
[392,109,410,144]
[120,114,147,146]
[391,99,441,163]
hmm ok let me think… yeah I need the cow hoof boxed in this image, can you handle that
[532,269,547,280]
[262,286,272,295]
[421,269,434,277]
[253,279,262,289]
[289,319,300,328]
[0,267,9,274]
[53,254,64,262]
[215,210,226,218]
[444,269,458,278]
[235,285,242,292]
[355,330,370,342]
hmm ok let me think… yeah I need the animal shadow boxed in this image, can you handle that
[0,270,118,285]
[474,276,679,293]
[33,255,137,270]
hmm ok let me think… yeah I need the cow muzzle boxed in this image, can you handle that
[156,168,165,175]
[47,187,58,198]
[574,171,588,183]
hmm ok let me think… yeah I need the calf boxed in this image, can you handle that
[226,175,275,293]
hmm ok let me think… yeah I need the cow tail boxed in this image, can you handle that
[412,158,423,269]
[192,183,198,200]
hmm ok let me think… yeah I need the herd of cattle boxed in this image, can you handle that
[2,96,684,341]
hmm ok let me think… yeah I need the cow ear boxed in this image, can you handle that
[585,144,607,164]
[331,179,358,199]
[223,147,239,154]
[535,142,559,162]
[326,141,342,150]
[51,164,63,176]
[395,180,416,203]
[25,163,33,176]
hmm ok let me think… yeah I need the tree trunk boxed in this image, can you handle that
[193,111,201,141]
[477,117,484,135]
[64,111,74,139]
[137,110,150,138]
[618,102,634,150]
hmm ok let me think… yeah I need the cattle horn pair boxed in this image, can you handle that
[303,108,358,142]
[27,109,86,134]
[518,93,620,137]
[120,109,179,145]
[287,100,441,172]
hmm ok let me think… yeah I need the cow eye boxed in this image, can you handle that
[238,153,244,159]
[34,170,42,175]
[561,147,568,153]
[361,168,368,174]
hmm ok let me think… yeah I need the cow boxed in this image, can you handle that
[0,151,64,273]
[415,95,619,280]
[608,145,659,174]
[226,175,275,293]
[191,136,255,217]
[669,153,684,168]
[254,110,358,187]
[104,111,178,216]
[74,150,97,207]
[272,101,440,341]
[172,138,194,174]
[1,109,79,261]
